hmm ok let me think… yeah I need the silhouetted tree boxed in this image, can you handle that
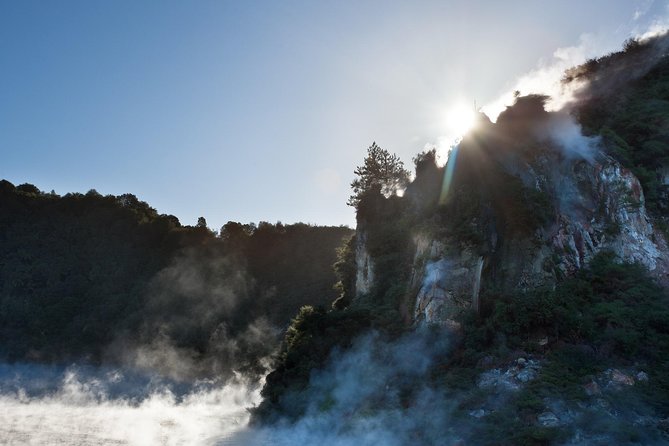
[347,142,410,208]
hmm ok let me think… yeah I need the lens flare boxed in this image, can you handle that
[439,145,459,204]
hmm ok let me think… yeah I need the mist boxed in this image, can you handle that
[0,363,260,446]
[106,246,280,383]
[238,329,462,446]
[481,24,669,122]
[541,111,599,162]
[0,330,460,446]
[2,7,668,446]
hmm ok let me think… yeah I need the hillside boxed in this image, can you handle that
[254,33,669,445]
[0,181,352,380]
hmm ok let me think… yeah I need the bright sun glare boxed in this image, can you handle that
[445,103,477,139]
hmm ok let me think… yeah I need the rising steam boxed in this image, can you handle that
[0,363,260,445]
[107,247,279,383]
[482,22,669,121]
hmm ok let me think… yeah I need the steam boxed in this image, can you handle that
[146,246,250,319]
[482,21,669,121]
[243,328,668,446]
[636,1,669,41]
[541,111,600,162]
[481,33,609,120]
[108,247,279,383]
[238,329,460,446]
[0,363,260,446]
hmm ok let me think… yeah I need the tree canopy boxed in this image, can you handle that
[348,142,410,208]
[0,180,352,379]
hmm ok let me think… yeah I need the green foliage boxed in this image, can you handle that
[256,185,414,421]
[454,252,669,443]
[348,142,410,209]
[432,254,668,445]
[473,411,565,446]
[227,221,354,328]
[0,181,352,368]
[406,148,444,215]
[255,305,371,421]
[332,234,356,310]
[469,252,669,360]
[570,36,669,215]
[255,35,669,437]
[0,184,181,360]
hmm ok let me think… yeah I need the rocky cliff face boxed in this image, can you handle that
[354,103,669,326]
[410,238,485,327]
[550,154,667,274]
[354,229,375,297]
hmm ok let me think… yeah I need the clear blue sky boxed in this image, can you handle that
[1,1,666,229]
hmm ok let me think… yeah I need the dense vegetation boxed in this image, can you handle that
[568,34,669,215]
[3,32,668,445]
[454,252,669,444]
[0,180,351,378]
[255,33,669,445]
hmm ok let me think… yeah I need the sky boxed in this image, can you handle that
[1,1,668,229]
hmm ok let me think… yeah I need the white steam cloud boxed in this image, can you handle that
[482,19,669,121]
[107,247,279,383]
[0,363,260,446]
[541,111,600,162]
[481,33,615,120]
[237,329,459,446]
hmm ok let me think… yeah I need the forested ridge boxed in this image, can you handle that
[0,179,352,377]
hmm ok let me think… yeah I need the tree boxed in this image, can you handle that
[347,142,410,208]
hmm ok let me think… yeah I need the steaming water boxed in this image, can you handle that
[0,363,260,446]
[0,330,454,446]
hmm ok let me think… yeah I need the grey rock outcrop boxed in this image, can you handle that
[355,142,669,326]
[354,229,375,297]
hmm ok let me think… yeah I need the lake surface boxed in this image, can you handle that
[0,395,256,445]
[0,363,260,446]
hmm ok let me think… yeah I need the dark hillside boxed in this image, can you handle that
[0,180,352,379]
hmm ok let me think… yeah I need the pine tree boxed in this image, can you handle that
[347,142,410,208]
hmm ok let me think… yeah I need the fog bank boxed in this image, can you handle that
[0,363,260,446]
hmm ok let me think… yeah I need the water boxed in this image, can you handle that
[0,363,259,446]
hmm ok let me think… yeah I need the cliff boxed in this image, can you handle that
[395,106,669,326]
[347,34,669,331]
[256,34,669,444]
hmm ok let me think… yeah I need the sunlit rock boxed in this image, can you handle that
[354,229,375,297]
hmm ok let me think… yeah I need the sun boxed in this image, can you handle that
[445,103,477,139]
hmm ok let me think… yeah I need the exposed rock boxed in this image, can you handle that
[543,399,577,425]
[522,151,669,281]
[478,368,521,391]
[608,368,635,387]
[516,368,537,383]
[412,242,484,326]
[354,229,374,297]
[595,398,611,410]
[538,411,560,427]
[564,431,617,446]
[353,104,669,326]
[478,359,542,391]
[581,368,644,393]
